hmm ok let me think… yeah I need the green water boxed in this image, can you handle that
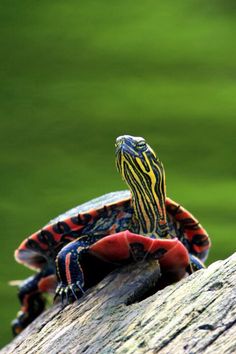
[0,0,236,347]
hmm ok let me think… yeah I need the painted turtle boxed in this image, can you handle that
[12,135,210,335]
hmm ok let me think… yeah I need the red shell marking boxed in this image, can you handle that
[14,199,132,270]
[165,197,210,260]
[15,208,101,270]
[38,275,57,293]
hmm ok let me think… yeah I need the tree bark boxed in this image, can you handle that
[2,253,236,354]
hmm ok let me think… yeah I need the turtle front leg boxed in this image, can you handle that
[12,267,56,336]
[55,235,98,302]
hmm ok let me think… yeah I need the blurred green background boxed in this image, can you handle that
[0,0,236,347]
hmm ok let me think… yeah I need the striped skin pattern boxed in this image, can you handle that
[116,136,169,238]
[12,135,210,335]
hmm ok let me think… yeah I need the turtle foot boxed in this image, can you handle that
[54,282,85,304]
[11,312,28,336]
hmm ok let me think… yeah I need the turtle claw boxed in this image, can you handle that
[69,284,79,300]
[55,282,84,304]
[76,281,85,294]
[61,289,66,306]
[54,284,62,302]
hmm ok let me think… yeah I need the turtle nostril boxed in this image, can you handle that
[115,136,124,145]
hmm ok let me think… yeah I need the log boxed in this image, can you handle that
[1,253,236,354]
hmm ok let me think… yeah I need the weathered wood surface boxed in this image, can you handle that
[1,253,236,354]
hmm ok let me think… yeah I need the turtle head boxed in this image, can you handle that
[115,135,157,169]
[115,135,169,237]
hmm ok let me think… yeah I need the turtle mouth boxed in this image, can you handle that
[115,146,123,176]
[115,136,127,155]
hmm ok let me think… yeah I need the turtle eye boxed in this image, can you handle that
[136,140,146,149]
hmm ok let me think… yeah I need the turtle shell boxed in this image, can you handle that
[15,190,210,270]
[15,191,132,270]
[49,190,131,224]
